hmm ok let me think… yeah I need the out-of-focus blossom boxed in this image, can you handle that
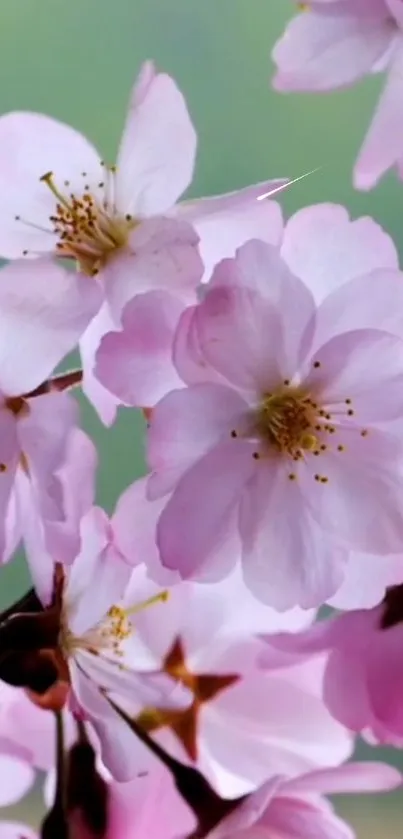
[207,761,401,839]
[262,580,403,746]
[147,238,403,608]
[272,1,403,189]
[0,510,191,782]
[113,566,352,798]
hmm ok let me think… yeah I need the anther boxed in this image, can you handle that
[230,430,238,438]
[313,361,321,369]
[345,399,352,405]
[337,445,345,452]
[283,379,290,386]
[0,463,7,473]
[288,473,297,481]
[252,452,260,460]
[361,429,368,437]
[320,477,328,483]
[347,409,354,416]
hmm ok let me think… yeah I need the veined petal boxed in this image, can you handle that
[147,384,250,497]
[178,187,284,282]
[305,328,403,422]
[239,463,347,609]
[156,440,256,577]
[69,660,153,781]
[303,426,403,553]
[0,259,102,395]
[80,303,120,427]
[272,10,395,91]
[0,111,103,258]
[65,507,131,637]
[281,204,398,305]
[115,65,197,216]
[355,39,403,189]
[95,291,184,407]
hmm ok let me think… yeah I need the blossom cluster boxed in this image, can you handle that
[0,5,403,837]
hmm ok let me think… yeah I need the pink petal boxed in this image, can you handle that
[0,824,37,839]
[355,39,403,189]
[156,440,256,577]
[115,67,196,216]
[329,552,403,610]
[147,383,249,497]
[69,661,153,781]
[194,284,283,393]
[112,478,180,586]
[303,426,403,553]
[306,328,403,422]
[263,794,354,839]
[199,241,315,383]
[19,392,78,485]
[173,305,226,387]
[0,259,102,395]
[239,464,347,609]
[312,268,403,351]
[281,204,398,305]
[272,10,394,91]
[366,627,403,738]
[0,755,35,806]
[0,111,102,258]
[95,291,183,407]
[287,762,401,796]
[66,507,131,636]
[102,216,202,321]
[80,303,120,427]
[12,471,56,605]
[0,411,20,558]
[178,186,284,282]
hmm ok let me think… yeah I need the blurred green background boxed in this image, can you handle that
[0,0,402,832]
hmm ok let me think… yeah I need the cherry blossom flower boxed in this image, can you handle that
[264,579,403,746]
[147,239,403,608]
[272,1,403,189]
[207,761,401,839]
[109,566,353,797]
[0,61,288,421]
[0,509,192,782]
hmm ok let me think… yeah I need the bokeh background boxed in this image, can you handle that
[0,0,402,832]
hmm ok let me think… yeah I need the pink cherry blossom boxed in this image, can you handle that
[263,582,403,745]
[0,61,289,420]
[272,1,403,189]
[112,566,352,798]
[147,238,403,608]
[39,508,192,781]
[208,761,401,839]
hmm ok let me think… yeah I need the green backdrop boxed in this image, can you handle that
[0,0,402,832]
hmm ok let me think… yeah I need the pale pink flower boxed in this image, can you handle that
[272,1,403,189]
[111,566,352,798]
[208,761,401,839]
[147,238,403,608]
[264,581,403,745]
[36,508,192,781]
[0,61,287,420]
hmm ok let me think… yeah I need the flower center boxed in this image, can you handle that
[60,591,169,659]
[39,170,137,276]
[254,384,319,458]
